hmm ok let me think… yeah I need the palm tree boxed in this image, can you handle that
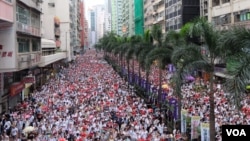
[134,30,152,88]
[126,35,142,85]
[220,27,250,108]
[162,29,188,128]
[175,17,222,141]
[146,24,173,105]
[172,43,203,130]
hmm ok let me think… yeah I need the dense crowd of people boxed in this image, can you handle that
[0,50,174,141]
[0,49,249,141]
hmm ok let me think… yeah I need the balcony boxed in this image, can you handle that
[234,20,250,29]
[16,22,41,37]
[18,0,42,12]
[0,0,14,23]
[157,16,164,22]
[38,52,67,67]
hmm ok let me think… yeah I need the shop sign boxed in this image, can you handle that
[10,82,24,97]
[22,76,35,84]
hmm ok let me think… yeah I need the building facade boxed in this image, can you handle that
[104,0,112,33]
[121,0,135,36]
[94,5,105,43]
[144,0,165,33]
[134,0,144,35]
[111,0,123,35]
[0,0,43,112]
[84,18,89,48]
[79,1,86,50]
[207,0,250,30]
[89,8,96,47]
[165,0,200,31]
[70,0,81,55]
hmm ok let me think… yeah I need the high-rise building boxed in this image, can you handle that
[144,0,165,33]
[104,0,112,33]
[121,0,135,36]
[201,0,250,30]
[42,0,78,62]
[70,0,82,55]
[94,5,105,42]
[89,8,96,47]
[165,0,200,31]
[134,0,144,35]
[111,0,123,35]
[80,1,87,50]
[84,18,89,48]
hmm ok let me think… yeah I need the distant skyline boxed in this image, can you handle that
[84,0,105,29]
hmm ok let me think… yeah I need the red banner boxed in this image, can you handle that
[22,76,35,84]
[10,82,24,97]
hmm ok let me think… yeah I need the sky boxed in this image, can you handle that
[84,0,105,14]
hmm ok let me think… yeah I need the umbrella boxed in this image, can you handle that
[185,75,195,81]
[58,138,66,141]
[162,84,169,89]
[25,114,31,119]
[23,126,35,137]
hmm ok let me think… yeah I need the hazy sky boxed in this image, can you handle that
[84,0,104,12]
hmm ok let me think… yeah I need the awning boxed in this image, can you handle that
[41,38,56,48]
[214,72,233,79]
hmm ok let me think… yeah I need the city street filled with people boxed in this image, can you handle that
[0,49,249,141]
[0,50,169,141]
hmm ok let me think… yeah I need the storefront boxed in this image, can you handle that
[33,68,41,89]
[21,76,35,99]
[9,82,24,109]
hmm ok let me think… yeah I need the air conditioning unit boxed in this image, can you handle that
[30,54,35,60]
[27,55,31,61]
[19,57,24,62]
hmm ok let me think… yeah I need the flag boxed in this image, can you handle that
[181,109,188,133]
[200,123,210,141]
[191,116,201,139]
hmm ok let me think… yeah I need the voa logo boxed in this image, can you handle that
[226,129,247,136]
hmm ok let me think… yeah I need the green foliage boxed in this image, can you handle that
[220,27,250,109]
[180,22,192,37]
[151,24,163,47]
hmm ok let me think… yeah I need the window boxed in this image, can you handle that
[177,16,181,24]
[31,13,40,28]
[239,12,250,21]
[42,48,55,56]
[18,38,30,53]
[16,6,30,25]
[222,0,230,4]
[32,39,40,52]
[4,0,12,3]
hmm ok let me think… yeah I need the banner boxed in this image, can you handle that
[169,98,178,120]
[191,116,201,140]
[181,109,188,133]
[200,123,210,141]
